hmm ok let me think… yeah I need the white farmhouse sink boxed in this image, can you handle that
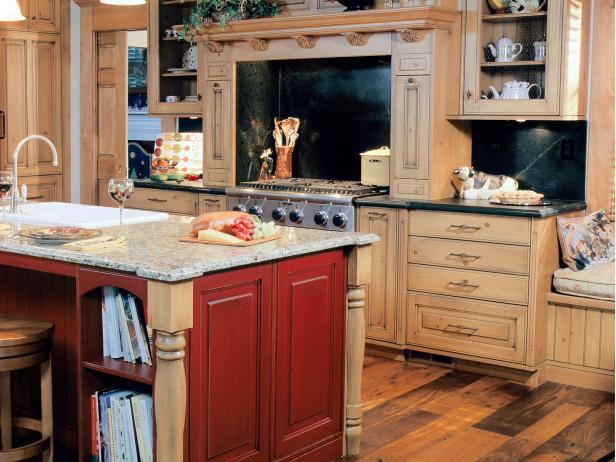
[1,202,169,228]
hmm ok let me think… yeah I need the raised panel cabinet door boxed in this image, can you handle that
[190,265,272,462]
[274,250,345,459]
[29,0,61,33]
[392,75,430,180]
[0,0,30,31]
[204,80,232,186]
[359,207,398,343]
[0,37,28,171]
[19,174,62,202]
[29,35,62,173]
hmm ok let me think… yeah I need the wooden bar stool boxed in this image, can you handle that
[0,315,54,462]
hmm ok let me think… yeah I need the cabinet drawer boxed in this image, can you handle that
[20,174,62,202]
[407,293,526,364]
[409,237,530,275]
[198,194,227,215]
[408,264,529,305]
[409,211,531,245]
[128,188,197,215]
[396,54,431,74]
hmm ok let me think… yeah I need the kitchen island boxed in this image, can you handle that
[0,217,377,461]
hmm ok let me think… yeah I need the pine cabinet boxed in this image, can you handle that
[458,0,590,118]
[358,207,403,344]
[0,33,62,177]
[0,0,61,33]
[204,80,233,187]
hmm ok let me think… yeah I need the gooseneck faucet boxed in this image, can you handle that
[11,135,59,213]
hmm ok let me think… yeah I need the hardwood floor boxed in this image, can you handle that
[343,355,614,462]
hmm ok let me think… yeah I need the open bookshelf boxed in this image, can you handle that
[77,269,153,462]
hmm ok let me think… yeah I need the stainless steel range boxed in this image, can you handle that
[226,179,387,232]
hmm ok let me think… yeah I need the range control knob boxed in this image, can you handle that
[272,208,286,222]
[289,209,304,223]
[233,204,247,212]
[332,213,348,228]
[314,211,329,226]
[248,206,263,218]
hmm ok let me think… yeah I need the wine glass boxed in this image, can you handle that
[108,178,134,226]
[0,170,14,221]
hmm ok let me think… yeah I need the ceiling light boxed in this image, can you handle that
[100,0,146,5]
[0,0,26,21]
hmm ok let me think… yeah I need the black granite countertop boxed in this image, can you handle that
[354,195,587,218]
[133,179,226,195]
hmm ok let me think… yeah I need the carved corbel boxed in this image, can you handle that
[247,38,269,51]
[204,40,224,54]
[343,32,370,47]
[292,35,318,49]
[398,28,427,44]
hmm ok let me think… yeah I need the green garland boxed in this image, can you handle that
[180,0,280,39]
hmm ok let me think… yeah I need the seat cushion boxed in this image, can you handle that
[553,262,615,301]
[557,210,615,271]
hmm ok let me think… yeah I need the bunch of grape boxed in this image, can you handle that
[253,221,277,240]
[232,216,256,241]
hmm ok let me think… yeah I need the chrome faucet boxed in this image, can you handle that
[11,135,59,213]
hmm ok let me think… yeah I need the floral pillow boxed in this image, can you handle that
[557,210,615,271]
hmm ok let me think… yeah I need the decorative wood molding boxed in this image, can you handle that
[204,40,224,54]
[343,32,369,47]
[247,38,270,51]
[293,35,318,49]
[398,28,427,43]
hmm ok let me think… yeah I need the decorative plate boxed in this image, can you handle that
[490,198,552,206]
[19,227,103,244]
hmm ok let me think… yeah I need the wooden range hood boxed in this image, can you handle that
[177,7,459,50]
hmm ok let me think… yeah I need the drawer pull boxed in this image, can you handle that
[27,195,44,201]
[446,323,479,333]
[147,198,168,203]
[448,252,481,261]
[368,211,387,217]
[202,198,220,203]
[447,279,480,289]
[448,224,482,231]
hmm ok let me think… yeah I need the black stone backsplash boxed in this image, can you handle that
[236,56,392,183]
[472,121,587,200]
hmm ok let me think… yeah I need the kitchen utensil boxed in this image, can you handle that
[360,147,390,186]
[488,81,542,100]
[19,226,103,244]
[487,33,523,62]
[179,234,280,246]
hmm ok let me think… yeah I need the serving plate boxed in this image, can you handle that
[490,198,552,206]
[19,226,103,244]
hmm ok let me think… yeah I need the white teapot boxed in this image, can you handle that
[488,81,542,100]
[488,34,523,62]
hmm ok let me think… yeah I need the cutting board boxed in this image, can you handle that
[179,234,280,247]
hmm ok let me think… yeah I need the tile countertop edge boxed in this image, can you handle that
[354,195,587,218]
[0,233,379,283]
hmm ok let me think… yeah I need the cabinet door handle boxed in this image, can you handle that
[197,93,202,101]
[27,195,44,201]
[448,224,482,231]
[446,323,479,333]
[447,279,480,289]
[0,111,5,139]
[448,252,481,261]
[465,89,472,100]
[407,77,416,84]
[147,198,168,203]
[213,82,220,88]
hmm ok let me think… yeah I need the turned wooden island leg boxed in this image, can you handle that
[346,245,372,457]
[147,280,194,462]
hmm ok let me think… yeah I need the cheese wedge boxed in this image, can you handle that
[198,228,244,244]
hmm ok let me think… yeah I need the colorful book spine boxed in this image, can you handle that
[91,395,99,462]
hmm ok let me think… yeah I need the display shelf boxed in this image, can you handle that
[82,359,153,385]
[162,71,197,77]
[161,0,197,5]
[481,60,545,68]
[482,11,547,21]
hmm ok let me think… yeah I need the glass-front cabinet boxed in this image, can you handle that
[461,0,588,118]
[148,0,202,116]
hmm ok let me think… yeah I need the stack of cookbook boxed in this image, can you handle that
[101,287,152,366]
[91,389,153,462]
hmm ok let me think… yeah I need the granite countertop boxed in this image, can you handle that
[134,179,226,195]
[354,195,587,218]
[0,217,378,282]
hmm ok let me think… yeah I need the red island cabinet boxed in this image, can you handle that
[190,250,346,462]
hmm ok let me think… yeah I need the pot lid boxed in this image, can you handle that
[360,146,390,157]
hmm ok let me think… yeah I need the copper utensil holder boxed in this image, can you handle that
[275,146,294,179]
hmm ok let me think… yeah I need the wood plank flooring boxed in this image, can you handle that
[342,356,614,462]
